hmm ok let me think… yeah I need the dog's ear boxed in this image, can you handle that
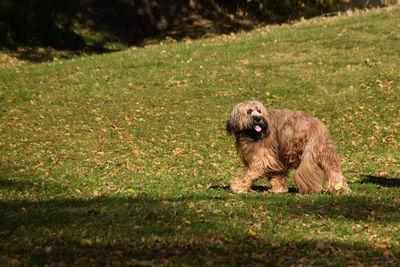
[226,119,234,135]
[227,105,240,134]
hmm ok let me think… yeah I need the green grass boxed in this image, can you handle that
[1,6,400,266]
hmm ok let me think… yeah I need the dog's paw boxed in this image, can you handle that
[230,188,251,194]
[329,182,352,194]
[230,185,251,194]
[268,187,289,194]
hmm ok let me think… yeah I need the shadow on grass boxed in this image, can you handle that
[210,184,298,193]
[4,231,398,266]
[1,192,399,233]
[1,192,399,265]
[360,175,400,188]
[1,170,399,264]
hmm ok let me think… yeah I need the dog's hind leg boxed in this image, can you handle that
[293,151,324,194]
[325,171,351,194]
[230,168,263,194]
[318,143,351,194]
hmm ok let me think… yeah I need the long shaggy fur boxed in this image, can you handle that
[227,100,351,194]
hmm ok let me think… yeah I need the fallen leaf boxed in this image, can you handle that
[317,241,325,249]
[44,246,52,254]
[334,182,343,191]
[81,239,93,245]
[248,228,257,236]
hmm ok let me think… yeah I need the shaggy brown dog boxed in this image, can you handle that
[226,100,351,194]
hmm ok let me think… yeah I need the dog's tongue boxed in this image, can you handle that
[254,125,262,132]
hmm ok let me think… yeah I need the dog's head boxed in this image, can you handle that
[226,100,268,137]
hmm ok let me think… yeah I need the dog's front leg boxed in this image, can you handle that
[230,169,262,194]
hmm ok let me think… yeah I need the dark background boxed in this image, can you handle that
[0,0,395,59]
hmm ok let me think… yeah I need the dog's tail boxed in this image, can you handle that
[293,149,324,194]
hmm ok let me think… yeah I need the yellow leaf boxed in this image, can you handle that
[81,239,92,245]
[248,228,257,236]
[334,182,343,191]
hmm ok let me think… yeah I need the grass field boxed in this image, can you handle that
[1,5,400,266]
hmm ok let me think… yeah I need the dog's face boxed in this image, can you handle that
[226,101,268,136]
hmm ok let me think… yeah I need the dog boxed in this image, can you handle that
[226,100,351,194]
